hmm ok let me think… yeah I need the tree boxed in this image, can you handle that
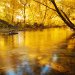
[0,0,75,29]
[20,0,27,25]
[50,0,75,30]
[34,0,75,30]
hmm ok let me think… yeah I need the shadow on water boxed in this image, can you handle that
[59,32,75,49]
[52,32,75,75]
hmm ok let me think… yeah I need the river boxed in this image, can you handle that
[0,28,75,75]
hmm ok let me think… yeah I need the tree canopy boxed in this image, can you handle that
[0,0,75,28]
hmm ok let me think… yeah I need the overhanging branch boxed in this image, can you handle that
[33,0,56,11]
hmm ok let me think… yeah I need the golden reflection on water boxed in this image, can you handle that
[68,38,75,51]
[0,28,75,72]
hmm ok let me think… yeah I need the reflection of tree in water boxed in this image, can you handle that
[0,54,73,75]
[0,69,5,75]
[0,33,75,75]
[51,33,75,75]
[61,33,75,49]
[33,58,41,75]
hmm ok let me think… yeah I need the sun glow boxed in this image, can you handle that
[16,15,23,20]
[15,15,23,22]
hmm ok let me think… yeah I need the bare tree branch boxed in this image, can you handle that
[42,0,47,23]
[50,0,75,30]
[33,0,56,11]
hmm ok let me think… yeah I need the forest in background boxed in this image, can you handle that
[0,0,75,30]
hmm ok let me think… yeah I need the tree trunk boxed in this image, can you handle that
[24,4,26,24]
[61,10,74,26]
[50,0,75,30]
[42,0,47,23]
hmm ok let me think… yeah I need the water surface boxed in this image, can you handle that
[0,28,75,75]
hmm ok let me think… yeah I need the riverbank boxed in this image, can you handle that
[0,26,69,35]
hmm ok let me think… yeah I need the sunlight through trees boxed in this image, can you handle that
[0,0,75,28]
